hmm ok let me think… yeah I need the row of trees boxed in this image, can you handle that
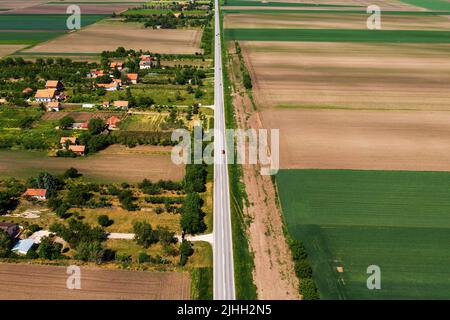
[289,240,320,300]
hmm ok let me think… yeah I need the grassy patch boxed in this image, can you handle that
[77,207,181,233]
[190,267,213,299]
[118,114,169,131]
[225,28,450,43]
[277,169,450,299]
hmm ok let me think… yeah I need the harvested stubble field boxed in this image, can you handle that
[0,44,26,57]
[241,41,450,110]
[277,169,450,299]
[24,21,203,54]
[224,11,450,30]
[0,145,183,183]
[0,263,190,299]
[223,0,424,11]
[263,109,450,171]
[0,0,46,10]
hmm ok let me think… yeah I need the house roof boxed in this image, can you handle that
[69,145,86,153]
[113,100,129,107]
[110,62,124,68]
[12,239,34,254]
[35,89,56,99]
[45,80,60,88]
[23,189,48,197]
[97,83,118,88]
[139,60,151,65]
[60,137,76,144]
[22,87,33,93]
[106,116,121,126]
[47,101,60,107]
[0,222,17,228]
[127,73,138,80]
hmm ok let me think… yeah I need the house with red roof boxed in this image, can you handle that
[22,189,48,200]
[69,145,86,156]
[106,116,121,129]
[126,73,139,84]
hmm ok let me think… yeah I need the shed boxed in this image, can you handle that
[12,239,35,255]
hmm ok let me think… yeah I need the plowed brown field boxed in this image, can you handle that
[0,263,190,300]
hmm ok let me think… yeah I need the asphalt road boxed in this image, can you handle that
[213,0,236,300]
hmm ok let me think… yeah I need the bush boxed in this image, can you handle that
[180,192,206,234]
[97,214,112,227]
[133,221,158,248]
[138,252,150,263]
[295,259,313,279]
[63,168,82,179]
[179,240,194,266]
[75,241,105,263]
[38,237,62,260]
[299,279,319,300]
[28,224,41,233]
[0,230,12,258]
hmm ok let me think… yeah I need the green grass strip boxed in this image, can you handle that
[223,0,362,7]
[399,0,450,11]
[222,8,450,15]
[0,32,66,44]
[14,52,100,56]
[225,28,450,43]
[0,14,108,30]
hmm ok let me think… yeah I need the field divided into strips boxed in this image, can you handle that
[277,169,450,299]
[226,0,450,300]
[224,11,450,30]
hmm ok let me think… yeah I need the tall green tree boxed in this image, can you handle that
[0,231,12,258]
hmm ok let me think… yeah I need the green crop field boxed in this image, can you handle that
[0,14,107,30]
[400,0,450,11]
[0,32,66,44]
[225,28,450,42]
[223,8,450,14]
[277,169,450,299]
[223,0,361,7]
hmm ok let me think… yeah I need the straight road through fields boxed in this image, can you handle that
[213,0,236,300]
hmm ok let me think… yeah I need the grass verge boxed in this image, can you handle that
[220,6,257,300]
